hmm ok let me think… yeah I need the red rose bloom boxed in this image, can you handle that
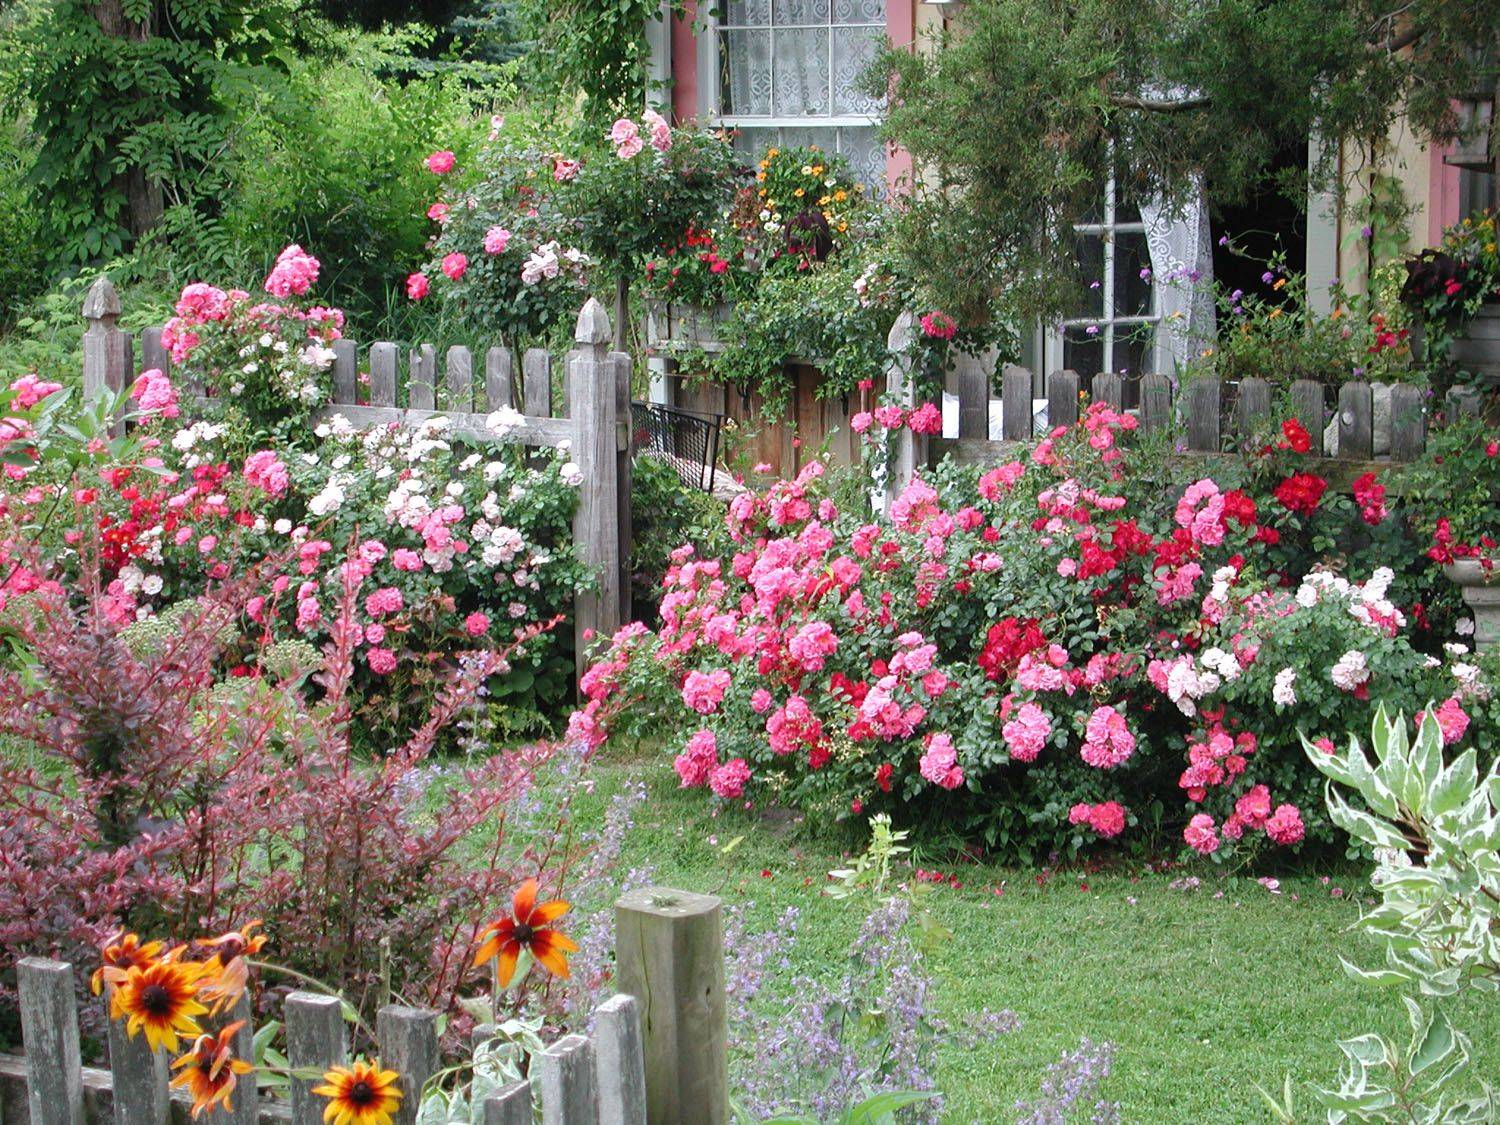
[1274,472,1327,516]
[1279,418,1312,454]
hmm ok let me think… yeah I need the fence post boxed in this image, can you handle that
[1183,378,1221,452]
[1000,364,1032,441]
[612,351,633,627]
[82,278,132,428]
[538,1035,598,1125]
[331,339,359,405]
[570,301,623,677]
[593,994,647,1125]
[17,958,85,1125]
[370,343,398,408]
[883,311,921,515]
[485,347,514,410]
[953,352,990,439]
[1047,370,1081,431]
[1236,376,1272,441]
[286,992,347,1125]
[614,887,727,1125]
[523,349,552,417]
[376,1006,440,1125]
[1389,384,1427,461]
[446,345,473,413]
[106,998,170,1125]
[483,1082,534,1125]
[1290,380,1324,452]
[1338,381,1374,459]
[1139,373,1172,435]
[409,345,436,411]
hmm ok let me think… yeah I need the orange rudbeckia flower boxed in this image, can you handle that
[109,955,211,1054]
[170,1022,254,1117]
[472,879,577,986]
[198,921,267,1015]
[92,932,165,996]
[312,1062,403,1125]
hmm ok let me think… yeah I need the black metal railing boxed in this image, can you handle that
[630,401,722,493]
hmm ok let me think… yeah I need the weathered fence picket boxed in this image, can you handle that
[0,889,724,1125]
[76,281,630,685]
[876,331,1473,509]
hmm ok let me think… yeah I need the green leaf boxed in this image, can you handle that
[1409,1005,1456,1076]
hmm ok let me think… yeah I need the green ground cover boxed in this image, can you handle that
[574,748,1500,1123]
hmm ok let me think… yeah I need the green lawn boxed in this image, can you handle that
[576,747,1500,1124]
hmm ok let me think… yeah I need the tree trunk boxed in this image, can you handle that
[91,0,164,238]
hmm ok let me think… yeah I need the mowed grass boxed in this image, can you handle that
[569,747,1500,1124]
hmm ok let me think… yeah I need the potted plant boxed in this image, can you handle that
[1400,209,1500,388]
[1402,411,1500,649]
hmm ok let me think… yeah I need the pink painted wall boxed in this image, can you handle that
[664,0,919,195]
[1428,142,1464,242]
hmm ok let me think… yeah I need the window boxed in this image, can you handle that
[1043,176,1162,381]
[714,1,888,191]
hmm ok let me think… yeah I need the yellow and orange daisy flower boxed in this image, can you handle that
[169,1022,254,1118]
[109,955,211,1054]
[197,921,267,1015]
[312,1061,403,1125]
[472,879,577,987]
[91,932,165,996]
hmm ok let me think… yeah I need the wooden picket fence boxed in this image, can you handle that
[77,280,631,678]
[880,310,1492,509]
[0,888,727,1125]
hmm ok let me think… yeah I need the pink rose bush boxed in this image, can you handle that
[572,402,1493,861]
[5,258,591,748]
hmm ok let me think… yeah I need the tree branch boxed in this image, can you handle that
[1107,93,1212,113]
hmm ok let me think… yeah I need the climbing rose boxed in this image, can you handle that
[406,273,430,301]
[263,243,320,298]
[464,612,490,636]
[442,253,468,281]
[484,227,511,255]
[1274,472,1327,516]
[674,729,717,788]
[681,668,731,714]
[1001,702,1050,762]
[426,150,456,174]
[918,732,964,789]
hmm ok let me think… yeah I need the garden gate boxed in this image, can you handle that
[0,888,727,1125]
[79,281,632,680]
[879,310,1490,511]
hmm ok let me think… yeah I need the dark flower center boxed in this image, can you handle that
[349,1081,375,1106]
[512,923,535,944]
[139,984,172,1015]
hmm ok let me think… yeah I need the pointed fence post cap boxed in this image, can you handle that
[82,277,121,322]
[575,298,613,346]
[887,309,917,351]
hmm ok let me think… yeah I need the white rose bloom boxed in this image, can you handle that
[142,575,163,596]
[119,564,144,593]
[1330,650,1370,691]
[1456,617,1475,636]
[1272,667,1297,707]
[1445,642,1470,657]
[459,453,482,472]
[309,482,345,516]
[485,406,526,437]
[1200,647,1240,682]
[1295,583,1318,608]
[560,462,583,486]
[274,518,293,534]
[445,481,465,498]
[172,430,197,451]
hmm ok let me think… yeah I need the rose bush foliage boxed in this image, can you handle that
[572,405,1491,861]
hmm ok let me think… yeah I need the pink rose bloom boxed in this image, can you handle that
[243,450,289,498]
[1002,702,1050,763]
[132,368,179,419]
[464,612,489,636]
[919,311,957,339]
[426,150,456,174]
[1234,784,1272,829]
[674,729,718,788]
[1265,804,1304,846]
[1184,813,1220,854]
[644,108,672,152]
[907,403,942,435]
[850,411,873,434]
[365,623,386,644]
[367,647,398,675]
[1067,803,1092,825]
[682,668,731,713]
[364,586,404,617]
[787,621,838,672]
[553,157,581,182]
[406,273,430,301]
[919,732,964,790]
[709,757,751,799]
[751,687,773,713]
[391,547,424,571]
[263,243,320,298]
[483,226,512,255]
[1088,801,1127,838]
[427,202,450,223]
[1419,697,1470,746]
[1080,708,1134,774]
[442,252,468,281]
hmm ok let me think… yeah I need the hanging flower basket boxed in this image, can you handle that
[1444,559,1499,652]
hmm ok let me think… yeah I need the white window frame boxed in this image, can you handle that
[1044,174,1163,378]
[698,4,886,184]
